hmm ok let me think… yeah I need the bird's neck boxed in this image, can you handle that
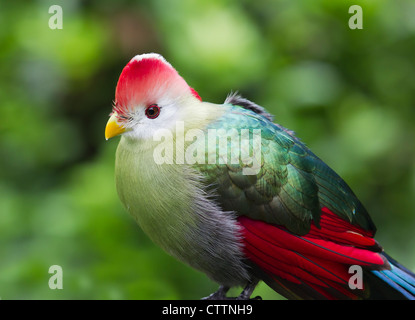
[114,104,251,286]
[114,101,227,251]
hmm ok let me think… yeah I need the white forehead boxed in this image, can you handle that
[130,53,173,68]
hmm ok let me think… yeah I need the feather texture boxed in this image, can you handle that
[238,207,403,299]
[198,104,376,235]
[109,53,415,299]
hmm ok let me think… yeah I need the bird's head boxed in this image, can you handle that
[105,53,202,141]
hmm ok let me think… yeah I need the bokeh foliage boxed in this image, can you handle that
[1,0,414,299]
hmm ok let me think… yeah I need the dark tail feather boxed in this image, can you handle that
[368,253,415,300]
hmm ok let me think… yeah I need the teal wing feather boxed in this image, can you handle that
[194,103,376,235]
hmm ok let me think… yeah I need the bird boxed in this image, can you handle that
[105,53,415,300]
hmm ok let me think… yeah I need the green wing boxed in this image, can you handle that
[194,104,376,235]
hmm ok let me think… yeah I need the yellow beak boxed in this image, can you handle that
[105,113,127,140]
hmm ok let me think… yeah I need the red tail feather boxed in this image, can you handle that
[238,207,386,299]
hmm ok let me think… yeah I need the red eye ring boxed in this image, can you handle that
[145,104,160,119]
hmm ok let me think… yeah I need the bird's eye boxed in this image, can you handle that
[145,104,161,119]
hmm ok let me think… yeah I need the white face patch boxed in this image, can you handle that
[122,96,189,141]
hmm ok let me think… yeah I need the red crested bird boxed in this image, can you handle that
[105,53,415,299]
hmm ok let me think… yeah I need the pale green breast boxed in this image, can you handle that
[113,117,250,286]
[115,136,198,254]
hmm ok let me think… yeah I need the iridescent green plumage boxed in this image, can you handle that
[195,100,376,235]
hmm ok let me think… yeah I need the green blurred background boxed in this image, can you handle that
[1,0,414,300]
